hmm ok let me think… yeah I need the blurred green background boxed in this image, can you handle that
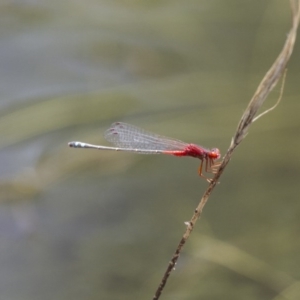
[0,1,299,299]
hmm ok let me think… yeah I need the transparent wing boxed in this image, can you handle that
[104,122,187,151]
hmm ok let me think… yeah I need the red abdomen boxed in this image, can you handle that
[171,144,206,159]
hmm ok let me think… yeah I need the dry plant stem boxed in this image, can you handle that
[152,1,300,299]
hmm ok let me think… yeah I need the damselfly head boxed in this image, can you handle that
[208,148,221,160]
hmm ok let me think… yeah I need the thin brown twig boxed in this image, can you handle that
[152,1,300,299]
[253,69,286,123]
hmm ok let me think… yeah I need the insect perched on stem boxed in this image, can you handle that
[69,122,221,181]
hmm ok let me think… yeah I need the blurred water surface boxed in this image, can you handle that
[0,1,300,299]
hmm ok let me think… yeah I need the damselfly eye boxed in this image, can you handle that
[210,148,221,159]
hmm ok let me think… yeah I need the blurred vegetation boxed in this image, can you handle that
[0,1,299,300]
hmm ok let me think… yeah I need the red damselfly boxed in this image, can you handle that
[69,122,221,179]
